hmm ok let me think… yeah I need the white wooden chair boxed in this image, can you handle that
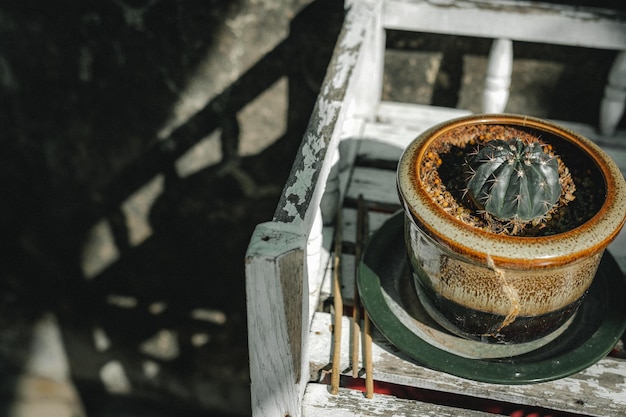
[245,1,626,416]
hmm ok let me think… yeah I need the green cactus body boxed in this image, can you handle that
[465,137,561,222]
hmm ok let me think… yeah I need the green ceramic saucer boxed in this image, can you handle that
[357,212,626,384]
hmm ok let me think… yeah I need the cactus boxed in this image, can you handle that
[465,137,561,222]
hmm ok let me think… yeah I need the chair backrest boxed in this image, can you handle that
[383,0,626,134]
[245,1,626,416]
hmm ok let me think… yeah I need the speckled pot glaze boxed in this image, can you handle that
[397,114,626,344]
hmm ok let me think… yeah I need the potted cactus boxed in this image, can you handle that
[397,114,626,345]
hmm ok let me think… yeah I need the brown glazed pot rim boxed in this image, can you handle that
[397,114,626,269]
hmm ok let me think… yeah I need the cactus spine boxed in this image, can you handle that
[465,137,561,222]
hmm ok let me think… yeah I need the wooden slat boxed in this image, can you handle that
[370,104,626,173]
[302,383,497,417]
[308,226,334,321]
[383,0,626,50]
[340,208,393,246]
[309,313,626,417]
[346,167,399,205]
[376,102,472,130]
[318,208,394,304]
[356,103,472,163]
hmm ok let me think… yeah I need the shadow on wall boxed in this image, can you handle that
[0,0,344,415]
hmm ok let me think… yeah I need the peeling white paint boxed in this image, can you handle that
[332,51,359,91]
[554,378,583,395]
[342,0,374,49]
[315,98,341,136]
[283,97,340,219]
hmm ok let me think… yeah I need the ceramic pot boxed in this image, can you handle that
[397,114,626,344]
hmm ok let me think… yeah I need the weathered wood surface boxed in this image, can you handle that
[246,224,308,417]
[302,383,497,417]
[308,313,626,417]
[383,0,626,50]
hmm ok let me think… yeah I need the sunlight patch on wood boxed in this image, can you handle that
[121,174,164,247]
[80,219,120,280]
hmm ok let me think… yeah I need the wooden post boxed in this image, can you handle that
[600,51,626,136]
[246,223,308,417]
[483,38,513,113]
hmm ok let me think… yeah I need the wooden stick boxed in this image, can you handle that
[360,201,374,398]
[363,309,374,398]
[330,207,343,395]
[351,195,365,378]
